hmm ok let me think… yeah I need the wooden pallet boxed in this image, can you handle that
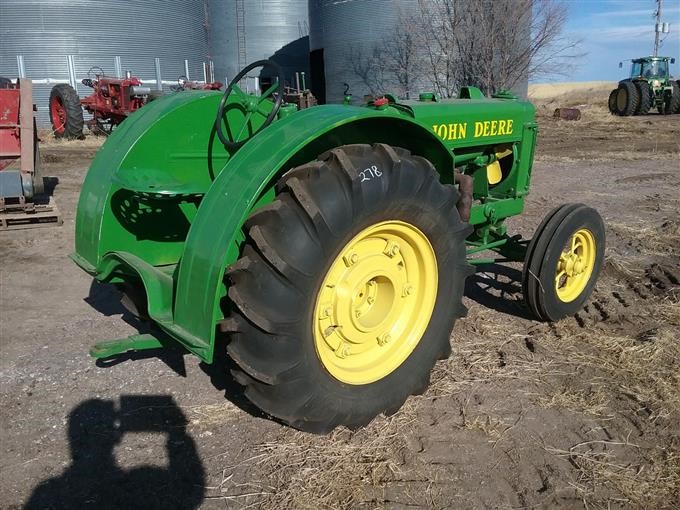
[0,196,63,230]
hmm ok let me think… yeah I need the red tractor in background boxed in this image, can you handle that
[49,67,158,138]
[49,67,224,139]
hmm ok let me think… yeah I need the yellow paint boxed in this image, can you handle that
[432,122,467,140]
[432,118,514,141]
[486,161,502,184]
[473,119,514,138]
[312,221,438,385]
[486,145,514,185]
[555,228,596,302]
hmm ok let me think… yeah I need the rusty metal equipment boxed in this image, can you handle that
[176,76,223,91]
[553,108,581,120]
[0,78,61,230]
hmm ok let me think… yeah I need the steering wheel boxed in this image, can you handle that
[88,66,105,81]
[215,59,283,151]
[177,75,189,90]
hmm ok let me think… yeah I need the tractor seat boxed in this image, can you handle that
[112,166,208,198]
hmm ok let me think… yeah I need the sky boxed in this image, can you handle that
[554,0,680,82]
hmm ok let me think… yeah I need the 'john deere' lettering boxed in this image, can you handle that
[432,119,514,141]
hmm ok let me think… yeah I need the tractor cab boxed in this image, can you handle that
[624,56,674,81]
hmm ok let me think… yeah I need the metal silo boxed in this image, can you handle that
[208,0,309,89]
[0,0,209,126]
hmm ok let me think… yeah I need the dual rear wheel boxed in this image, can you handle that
[610,80,680,115]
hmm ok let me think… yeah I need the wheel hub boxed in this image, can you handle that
[555,228,596,302]
[313,221,438,385]
[50,98,66,133]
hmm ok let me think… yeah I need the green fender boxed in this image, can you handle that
[73,92,454,362]
[177,103,455,362]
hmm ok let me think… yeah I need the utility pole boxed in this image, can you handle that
[653,0,663,57]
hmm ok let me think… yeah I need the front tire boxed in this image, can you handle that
[523,204,605,322]
[224,144,472,433]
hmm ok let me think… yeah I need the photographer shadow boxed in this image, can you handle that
[24,396,205,510]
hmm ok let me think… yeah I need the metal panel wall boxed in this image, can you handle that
[209,0,309,89]
[0,0,209,126]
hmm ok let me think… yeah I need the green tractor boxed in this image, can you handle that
[72,60,605,433]
[609,56,680,115]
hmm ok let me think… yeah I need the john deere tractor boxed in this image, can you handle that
[71,60,605,433]
[609,56,680,115]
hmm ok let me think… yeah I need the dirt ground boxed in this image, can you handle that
[1,89,679,510]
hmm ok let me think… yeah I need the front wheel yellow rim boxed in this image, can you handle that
[313,221,438,385]
[555,228,596,302]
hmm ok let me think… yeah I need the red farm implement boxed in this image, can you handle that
[0,78,61,230]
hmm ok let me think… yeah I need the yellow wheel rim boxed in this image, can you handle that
[313,220,438,385]
[555,228,596,303]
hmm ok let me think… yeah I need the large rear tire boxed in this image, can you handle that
[224,143,473,433]
[607,89,619,115]
[615,81,639,116]
[49,83,83,139]
[634,81,652,115]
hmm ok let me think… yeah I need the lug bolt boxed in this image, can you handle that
[402,284,414,297]
[385,242,400,257]
[367,296,375,305]
[355,310,362,318]
[378,333,392,346]
[336,344,350,358]
[343,253,359,266]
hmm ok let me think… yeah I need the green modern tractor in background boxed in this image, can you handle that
[71,60,605,433]
[609,56,680,115]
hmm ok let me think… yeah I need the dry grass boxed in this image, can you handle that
[541,327,680,421]
[208,411,414,509]
[38,129,105,148]
[529,81,616,100]
[534,302,680,508]
[187,402,243,428]
[547,441,680,510]
[608,220,680,256]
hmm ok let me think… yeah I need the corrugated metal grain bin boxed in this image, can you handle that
[0,0,209,126]
[209,0,309,89]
